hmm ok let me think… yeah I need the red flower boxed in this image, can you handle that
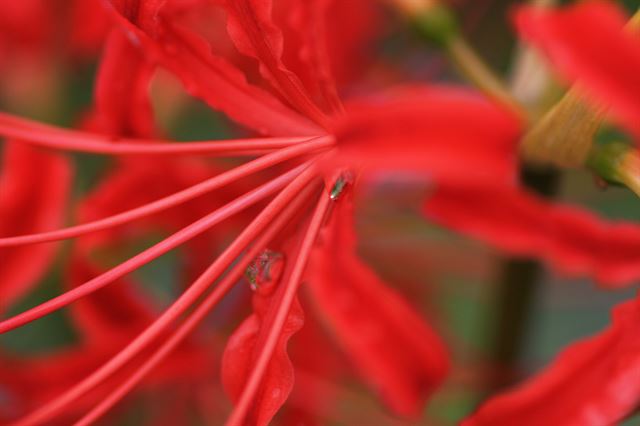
[6,0,638,425]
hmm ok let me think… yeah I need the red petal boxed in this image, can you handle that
[222,287,305,425]
[424,184,640,286]
[0,142,71,313]
[90,29,156,138]
[105,0,320,136]
[307,195,450,417]
[464,296,640,426]
[322,0,383,89]
[273,0,383,106]
[330,86,523,185]
[275,0,343,113]
[220,0,329,124]
[514,1,640,137]
[68,0,112,59]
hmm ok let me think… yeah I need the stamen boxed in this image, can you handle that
[0,112,327,156]
[71,182,320,426]
[0,165,307,334]
[0,138,333,247]
[13,165,319,426]
[225,190,331,426]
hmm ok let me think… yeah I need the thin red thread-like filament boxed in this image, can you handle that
[0,137,333,247]
[0,164,307,335]
[226,191,331,426]
[0,112,323,156]
[13,165,318,426]
[73,182,321,425]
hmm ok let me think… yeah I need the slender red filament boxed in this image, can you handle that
[0,165,306,334]
[225,190,331,425]
[12,165,319,426]
[0,138,332,247]
[0,112,325,155]
[73,182,321,426]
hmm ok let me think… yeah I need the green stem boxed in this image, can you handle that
[446,37,525,117]
[411,4,525,117]
[488,168,559,391]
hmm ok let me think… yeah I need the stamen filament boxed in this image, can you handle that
[12,165,319,426]
[0,137,332,247]
[0,165,307,334]
[0,112,324,156]
[225,191,331,426]
[73,181,321,426]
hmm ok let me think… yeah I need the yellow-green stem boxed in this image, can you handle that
[446,37,526,117]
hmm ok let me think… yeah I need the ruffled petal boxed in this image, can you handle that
[89,29,156,138]
[307,195,449,417]
[276,0,343,113]
[222,282,305,425]
[463,295,640,426]
[220,0,329,124]
[515,1,640,137]
[329,86,523,186]
[0,142,71,313]
[320,0,383,90]
[424,184,640,286]
[104,0,321,136]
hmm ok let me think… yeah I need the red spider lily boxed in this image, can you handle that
[3,0,640,425]
[0,0,499,423]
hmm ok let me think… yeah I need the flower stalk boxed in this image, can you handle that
[520,90,604,168]
[406,3,526,116]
